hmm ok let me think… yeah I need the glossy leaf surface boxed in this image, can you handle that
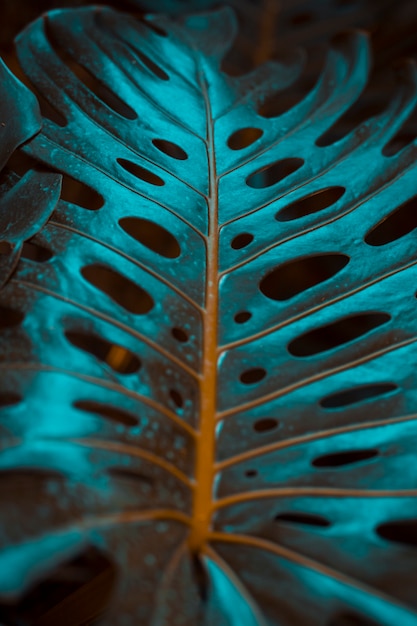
[1,6,417,625]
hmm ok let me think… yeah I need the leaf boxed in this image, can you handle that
[0,58,61,287]
[0,530,87,600]
[1,5,417,625]
[202,553,268,626]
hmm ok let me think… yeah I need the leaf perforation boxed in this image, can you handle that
[220,254,417,355]
[218,116,413,234]
[113,152,206,198]
[218,335,417,420]
[218,163,344,231]
[219,171,374,272]
[215,412,417,472]
[3,6,417,623]
[93,10,206,98]
[115,37,197,95]
[219,183,374,277]
[52,8,213,149]
[27,132,208,229]
[19,35,207,200]
[12,274,200,378]
[0,362,195,436]
[43,16,138,123]
[47,219,204,312]
[209,531,417,619]
[216,39,367,173]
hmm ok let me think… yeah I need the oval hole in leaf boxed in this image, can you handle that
[170,389,184,409]
[376,519,417,548]
[288,312,390,357]
[81,264,154,315]
[44,17,137,120]
[171,327,189,343]
[152,139,188,160]
[73,400,139,427]
[234,311,252,324]
[139,16,168,38]
[383,132,416,157]
[0,392,21,408]
[119,217,181,258]
[231,233,254,249]
[108,467,153,487]
[13,59,68,126]
[227,128,263,150]
[246,157,304,189]
[5,150,38,178]
[21,241,53,263]
[245,469,258,478]
[240,368,266,384]
[260,75,319,118]
[65,330,141,374]
[37,89,68,127]
[128,45,169,80]
[321,383,398,409]
[260,253,349,301]
[192,554,209,602]
[60,174,104,211]
[276,186,346,221]
[253,418,279,433]
[0,545,116,626]
[328,611,380,626]
[0,467,64,482]
[0,242,12,255]
[117,158,165,186]
[365,195,417,246]
[274,512,330,527]
[0,306,25,329]
[312,449,379,468]
[17,65,68,126]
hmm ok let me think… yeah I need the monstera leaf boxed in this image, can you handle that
[2,5,417,625]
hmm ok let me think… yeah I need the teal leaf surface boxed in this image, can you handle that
[0,530,86,599]
[0,58,40,171]
[0,58,61,287]
[1,5,417,625]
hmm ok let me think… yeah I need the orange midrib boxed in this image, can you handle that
[189,77,218,552]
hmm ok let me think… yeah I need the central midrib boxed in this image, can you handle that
[189,73,218,553]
